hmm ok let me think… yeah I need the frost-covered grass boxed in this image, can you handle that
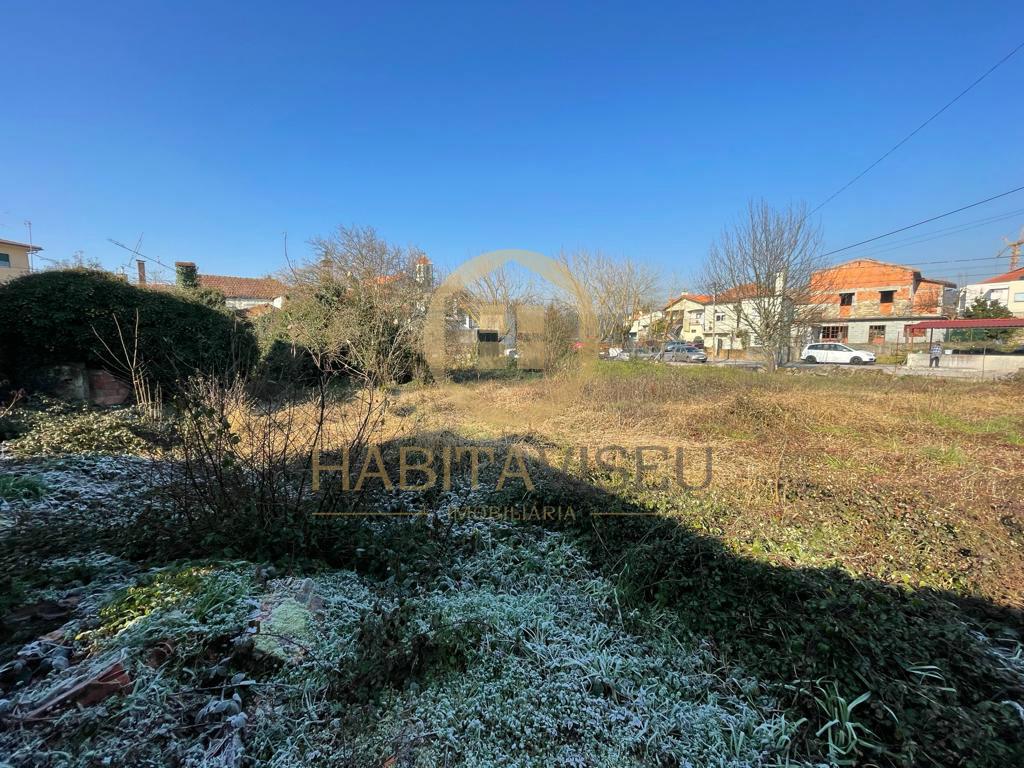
[344,518,801,768]
[2,420,1022,768]
[1,460,805,767]
[0,455,162,560]
[238,515,805,768]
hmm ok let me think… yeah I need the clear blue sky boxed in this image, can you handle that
[2,1,1023,293]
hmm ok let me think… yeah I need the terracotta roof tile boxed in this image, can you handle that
[981,266,1024,284]
[147,274,286,299]
[715,283,761,302]
[196,274,286,299]
[663,293,711,310]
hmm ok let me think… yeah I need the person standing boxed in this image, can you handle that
[929,340,943,368]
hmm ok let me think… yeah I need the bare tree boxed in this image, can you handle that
[559,250,660,346]
[284,225,429,385]
[700,200,829,370]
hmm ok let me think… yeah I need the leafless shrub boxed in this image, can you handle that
[558,250,661,346]
[143,225,429,559]
[0,389,25,420]
[93,310,162,422]
[146,373,389,559]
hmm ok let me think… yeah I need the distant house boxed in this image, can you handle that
[190,273,288,312]
[627,309,664,342]
[961,266,1024,318]
[701,284,773,354]
[147,261,287,313]
[663,290,776,352]
[0,238,41,283]
[662,293,711,342]
[806,258,957,344]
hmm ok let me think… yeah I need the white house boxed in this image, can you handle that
[961,266,1024,318]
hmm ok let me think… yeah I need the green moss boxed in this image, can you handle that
[254,598,312,659]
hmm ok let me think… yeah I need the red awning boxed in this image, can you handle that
[905,318,1024,331]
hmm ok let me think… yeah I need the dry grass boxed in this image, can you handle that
[392,363,1024,605]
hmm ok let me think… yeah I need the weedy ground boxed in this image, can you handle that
[397,363,1024,605]
[1,364,1022,767]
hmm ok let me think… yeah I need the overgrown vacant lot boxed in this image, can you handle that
[1,366,1022,767]
[400,364,1024,604]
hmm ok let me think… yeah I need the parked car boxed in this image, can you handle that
[662,342,707,363]
[800,342,876,365]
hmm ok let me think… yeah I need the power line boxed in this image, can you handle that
[107,238,174,274]
[899,254,1010,267]
[821,184,1024,258]
[810,39,1024,214]
[935,270,1015,281]
[841,206,1024,260]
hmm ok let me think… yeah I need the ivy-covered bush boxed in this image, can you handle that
[0,269,257,391]
[249,309,321,389]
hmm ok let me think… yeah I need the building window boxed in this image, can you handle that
[879,290,894,304]
[0,253,10,268]
[714,312,725,322]
[868,324,886,343]
[821,325,848,341]
[1015,293,1024,303]
[839,292,854,306]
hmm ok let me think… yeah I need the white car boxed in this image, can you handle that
[801,343,875,365]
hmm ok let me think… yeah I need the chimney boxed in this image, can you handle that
[136,259,146,285]
[175,261,198,289]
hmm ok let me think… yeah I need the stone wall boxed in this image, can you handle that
[30,363,132,406]
[87,369,133,406]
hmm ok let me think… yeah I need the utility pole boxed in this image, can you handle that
[1002,228,1024,271]
[1007,238,1023,271]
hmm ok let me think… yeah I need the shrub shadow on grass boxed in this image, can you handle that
[507,457,1024,768]
[6,423,1019,766]
[346,429,1024,768]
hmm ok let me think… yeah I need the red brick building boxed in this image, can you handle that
[807,258,957,344]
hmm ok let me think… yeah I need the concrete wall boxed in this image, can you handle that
[813,320,946,345]
[907,352,1024,372]
[225,297,276,310]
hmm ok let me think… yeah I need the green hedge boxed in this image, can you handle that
[0,269,257,390]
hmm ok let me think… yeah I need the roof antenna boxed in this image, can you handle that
[24,220,33,271]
